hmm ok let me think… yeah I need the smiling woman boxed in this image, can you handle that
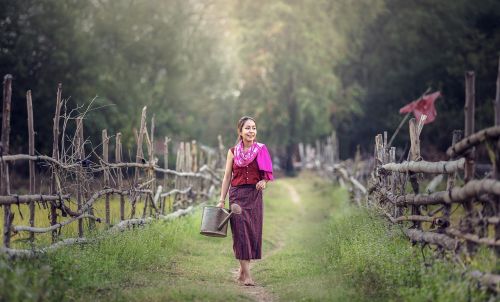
[216,116,274,286]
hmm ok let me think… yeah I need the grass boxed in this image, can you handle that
[0,172,495,301]
[2,195,173,248]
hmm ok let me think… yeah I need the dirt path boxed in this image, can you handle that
[235,180,301,302]
[232,239,284,302]
[280,180,302,205]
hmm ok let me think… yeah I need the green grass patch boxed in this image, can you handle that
[0,173,495,301]
[0,208,248,301]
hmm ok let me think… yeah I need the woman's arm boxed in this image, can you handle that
[217,149,233,208]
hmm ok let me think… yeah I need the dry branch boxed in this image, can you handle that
[0,194,71,205]
[446,228,500,247]
[444,179,500,203]
[377,186,447,206]
[111,206,194,231]
[404,229,459,251]
[13,214,101,233]
[160,187,192,198]
[381,158,465,174]
[446,126,500,158]
[470,271,500,293]
[0,237,91,259]
[377,179,500,206]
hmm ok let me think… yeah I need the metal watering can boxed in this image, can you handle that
[200,206,233,237]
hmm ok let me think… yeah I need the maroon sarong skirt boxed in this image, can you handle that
[228,184,263,260]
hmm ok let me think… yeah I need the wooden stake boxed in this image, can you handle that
[131,107,147,218]
[163,136,170,188]
[217,134,224,169]
[464,71,476,254]
[408,118,421,229]
[444,130,462,222]
[494,57,500,255]
[464,71,476,182]
[27,90,36,243]
[191,140,198,173]
[495,56,500,126]
[2,75,12,248]
[49,83,63,242]
[116,133,125,221]
[102,129,110,226]
[76,117,84,237]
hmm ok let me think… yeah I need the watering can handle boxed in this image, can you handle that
[217,212,232,230]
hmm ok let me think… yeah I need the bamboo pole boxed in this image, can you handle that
[382,158,465,174]
[464,71,476,253]
[2,75,13,248]
[27,90,36,243]
[0,194,71,205]
[495,56,500,127]
[116,133,125,221]
[464,71,476,182]
[408,118,421,229]
[149,116,156,215]
[132,107,147,218]
[102,129,110,226]
[162,136,170,215]
[217,134,224,169]
[444,130,462,226]
[50,83,63,242]
[494,56,500,255]
[76,117,84,237]
[446,126,500,157]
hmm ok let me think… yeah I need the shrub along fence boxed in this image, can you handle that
[0,74,224,258]
[310,63,500,294]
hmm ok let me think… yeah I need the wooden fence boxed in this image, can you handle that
[0,75,224,258]
[311,63,500,293]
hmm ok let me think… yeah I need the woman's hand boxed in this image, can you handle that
[216,200,225,208]
[256,180,267,191]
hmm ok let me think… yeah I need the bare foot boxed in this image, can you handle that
[235,268,245,283]
[243,278,255,286]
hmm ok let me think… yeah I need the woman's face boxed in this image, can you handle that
[239,119,257,143]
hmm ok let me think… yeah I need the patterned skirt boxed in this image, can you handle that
[228,184,263,260]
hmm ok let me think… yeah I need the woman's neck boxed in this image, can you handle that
[242,140,254,149]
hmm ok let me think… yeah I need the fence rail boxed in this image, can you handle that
[0,74,225,257]
[306,60,500,294]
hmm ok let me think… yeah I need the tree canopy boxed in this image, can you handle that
[1,0,500,169]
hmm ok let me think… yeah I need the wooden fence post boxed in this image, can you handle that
[494,57,500,255]
[102,129,110,226]
[76,117,84,237]
[185,141,192,202]
[408,118,422,229]
[50,83,62,242]
[116,133,125,221]
[217,134,224,169]
[2,75,13,248]
[495,56,500,127]
[27,90,36,243]
[464,71,476,254]
[132,107,147,218]
[444,130,462,225]
[464,71,476,182]
[162,136,170,215]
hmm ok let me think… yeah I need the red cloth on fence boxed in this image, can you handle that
[399,91,441,124]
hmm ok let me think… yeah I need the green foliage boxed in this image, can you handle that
[333,0,500,157]
[2,0,500,162]
[326,204,491,301]
[1,0,236,153]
